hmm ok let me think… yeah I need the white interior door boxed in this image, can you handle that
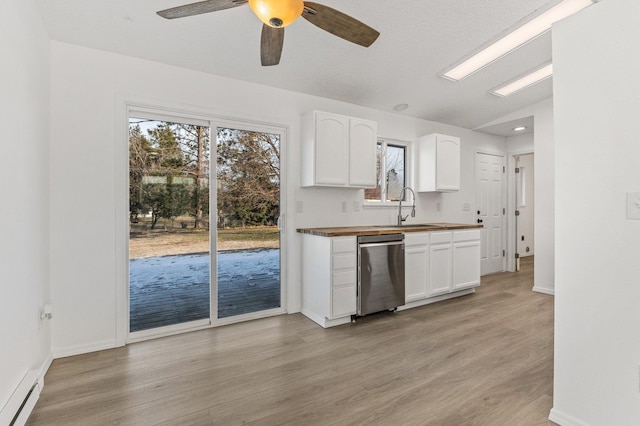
[475,152,505,275]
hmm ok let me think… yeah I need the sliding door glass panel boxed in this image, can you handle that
[216,127,281,318]
[128,118,211,332]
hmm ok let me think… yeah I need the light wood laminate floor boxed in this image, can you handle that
[28,256,555,425]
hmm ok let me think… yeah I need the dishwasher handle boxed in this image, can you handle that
[359,241,405,248]
[358,233,404,244]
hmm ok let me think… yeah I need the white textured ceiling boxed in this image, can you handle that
[36,0,574,135]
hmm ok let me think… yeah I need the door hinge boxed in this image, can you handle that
[503,166,506,173]
[502,250,505,257]
[503,207,506,215]
[515,167,520,173]
[515,210,520,216]
[515,253,520,259]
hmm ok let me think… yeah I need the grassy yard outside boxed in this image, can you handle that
[129,219,279,258]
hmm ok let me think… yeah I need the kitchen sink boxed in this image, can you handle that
[374,224,444,229]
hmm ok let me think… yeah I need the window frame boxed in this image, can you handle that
[363,138,413,207]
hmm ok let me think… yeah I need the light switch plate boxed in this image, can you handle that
[626,192,640,219]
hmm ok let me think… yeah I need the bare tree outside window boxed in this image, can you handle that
[364,140,407,202]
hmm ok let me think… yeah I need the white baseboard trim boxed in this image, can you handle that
[399,288,476,311]
[549,408,588,426]
[300,309,351,328]
[52,339,120,359]
[37,353,53,390]
[533,286,555,296]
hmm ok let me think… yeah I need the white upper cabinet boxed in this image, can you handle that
[301,111,377,188]
[348,118,377,187]
[416,133,460,192]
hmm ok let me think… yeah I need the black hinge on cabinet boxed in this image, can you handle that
[503,207,506,215]
[515,167,520,173]
[502,250,505,257]
[503,166,506,173]
[515,210,520,216]
[515,253,520,259]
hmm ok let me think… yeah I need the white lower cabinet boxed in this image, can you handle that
[301,234,356,328]
[404,232,429,302]
[406,229,481,302]
[301,228,481,328]
[429,232,453,296]
[452,230,481,290]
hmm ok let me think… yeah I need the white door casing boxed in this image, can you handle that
[515,154,535,257]
[475,152,505,275]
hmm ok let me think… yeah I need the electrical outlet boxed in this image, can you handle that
[296,201,303,213]
[341,201,348,213]
[627,193,640,219]
[353,201,360,212]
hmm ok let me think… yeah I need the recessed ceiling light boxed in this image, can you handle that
[392,103,409,112]
[490,62,553,97]
[440,0,594,81]
[513,126,528,132]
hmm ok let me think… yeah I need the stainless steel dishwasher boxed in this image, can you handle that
[357,233,405,317]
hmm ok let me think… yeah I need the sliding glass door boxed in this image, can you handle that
[128,114,211,335]
[215,124,282,319]
[126,111,285,338]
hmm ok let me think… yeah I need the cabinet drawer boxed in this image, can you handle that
[332,253,356,270]
[453,230,481,242]
[430,231,452,244]
[333,269,356,287]
[332,237,356,254]
[331,285,356,318]
[405,232,429,246]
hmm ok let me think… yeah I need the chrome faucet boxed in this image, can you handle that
[397,186,416,226]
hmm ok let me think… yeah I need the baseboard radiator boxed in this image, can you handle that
[0,370,41,426]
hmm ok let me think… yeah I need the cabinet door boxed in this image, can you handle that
[315,112,349,186]
[405,233,429,302]
[429,244,452,296]
[452,241,481,290]
[332,286,356,318]
[349,118,377,188]
[416,133,460,192]
[436,136,460,191]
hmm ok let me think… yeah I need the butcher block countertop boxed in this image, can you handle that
[297,223,482,237]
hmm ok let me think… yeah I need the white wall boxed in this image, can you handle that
[0,0,51,410]
[506,132,534,153]
[531,100,554,294]
[551,0,640,424]
[49,41,506,356]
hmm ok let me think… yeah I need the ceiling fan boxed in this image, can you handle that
[157,0,380,66]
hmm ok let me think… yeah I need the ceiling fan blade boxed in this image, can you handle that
[261,24,285,66]
[301,2,379,48]
[157,0,248,19]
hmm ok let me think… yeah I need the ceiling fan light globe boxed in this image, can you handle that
[249,0,304,27]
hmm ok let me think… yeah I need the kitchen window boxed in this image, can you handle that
[364,139,409,203]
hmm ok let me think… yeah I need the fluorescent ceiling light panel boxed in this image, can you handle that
[440,0,593,81]
[490,63,553,97]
